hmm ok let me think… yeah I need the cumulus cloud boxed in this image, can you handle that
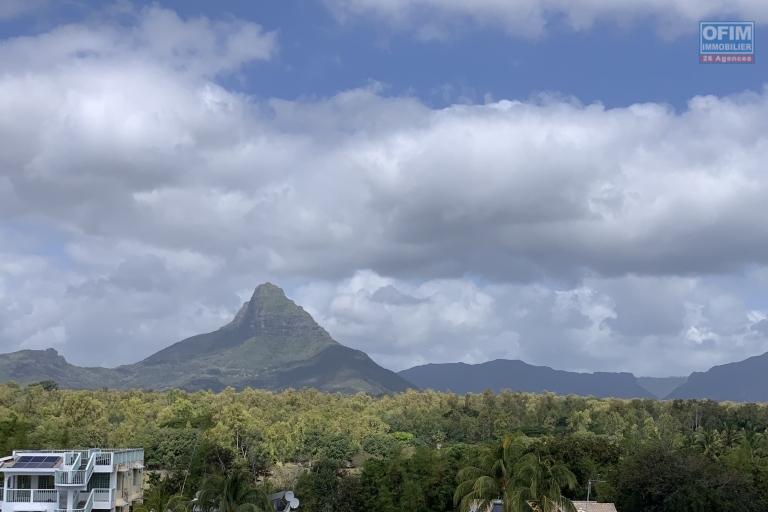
[294,270,768,376]
[0,5,276,76]
[325,0,768,38]
[1,6,768,375]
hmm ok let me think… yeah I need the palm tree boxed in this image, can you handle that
[454,434,525,512]
[133,488,188,512]
[196,470,272,512]
[693,428,723,460]
[506,453,577,512]
[454,436,577,512]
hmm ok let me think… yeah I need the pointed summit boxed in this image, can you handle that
[140,282,338,367]
[251,282,285,299]
[231,282,294,323]
[228,283,329,341]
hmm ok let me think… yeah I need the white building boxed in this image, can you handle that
[0,449,144,512]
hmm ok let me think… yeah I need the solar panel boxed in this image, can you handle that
[13,456,62,468]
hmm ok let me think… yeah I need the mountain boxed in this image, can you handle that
[398,359,654,398]
[636,376,688,399]
[0,283,412,394]
[0,348,118,389]
[666,352,768,402]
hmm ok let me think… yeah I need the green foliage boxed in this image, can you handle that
[2,384,768,511]
[32,380,59,391]
[609,443,768,512]
[197,470,272,512]
[296,459,342,512]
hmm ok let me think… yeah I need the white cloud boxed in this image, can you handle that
[295,270,768,376]
[325,0,768,39]
[0,5,276,76]
[1,7,768,375]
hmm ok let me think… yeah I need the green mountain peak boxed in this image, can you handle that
[0,283,413,394]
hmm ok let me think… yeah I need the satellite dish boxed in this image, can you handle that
[289,498,299,509]
[284,491,294,501]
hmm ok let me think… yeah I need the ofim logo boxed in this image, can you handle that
[700,21,754,64]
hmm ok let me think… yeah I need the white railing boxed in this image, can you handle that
[93,453,111,467]
[14,449,142,467]
[3,489,58,503]
[111,449,143,466]
[54,490,94,512]
[83,454,95,484]
[5,489,31,502]
[33,490,59,503]
[92,489,113,506]
[65,452,81,467]
[55,453,95,486]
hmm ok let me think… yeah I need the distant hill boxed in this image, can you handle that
[0,283,412,394]
[398,359,654,398]
[0,348,118,389]
[666,352,768,402]
[636,376,688,399]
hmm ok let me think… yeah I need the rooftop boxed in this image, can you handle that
[572,502,619,512]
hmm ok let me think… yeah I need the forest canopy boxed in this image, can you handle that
[2,383,768,512]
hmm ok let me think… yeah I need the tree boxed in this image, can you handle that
[506,453,577,512]
[32,380,59,391]
[295,458,341,512]
[609,443,767,512]
[454,434,525,512]
[133,488,188,512]
[455,435,576,512]
[196,470,272,512]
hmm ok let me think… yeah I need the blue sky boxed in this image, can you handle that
[1,0,768,377]
[4,0,765,108]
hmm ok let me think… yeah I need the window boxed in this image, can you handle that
[17,475,31,489]
[38,475,55,490]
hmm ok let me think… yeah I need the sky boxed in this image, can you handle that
[0,0,767,377]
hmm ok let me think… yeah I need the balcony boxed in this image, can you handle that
[54,490,94,512]
[108,450,143,467]
[92,489,114,508]
[54,454,94,487]
[3,489,58,504]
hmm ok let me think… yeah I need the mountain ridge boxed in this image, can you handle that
[398,359,655,399]
[4,284,768,401]
[666,351,768,401]
[0,283,411,394]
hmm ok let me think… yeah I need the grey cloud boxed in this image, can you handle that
[600,277,688,337]
[371,285,427,305]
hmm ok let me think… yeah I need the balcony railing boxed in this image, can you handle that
[92,489,113,506]
[3,489,59,503]
[111,449,143,466]
[55,453,95,486]
[54,490,94,512]
[93,453,111,467]
[13,449,143,467]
